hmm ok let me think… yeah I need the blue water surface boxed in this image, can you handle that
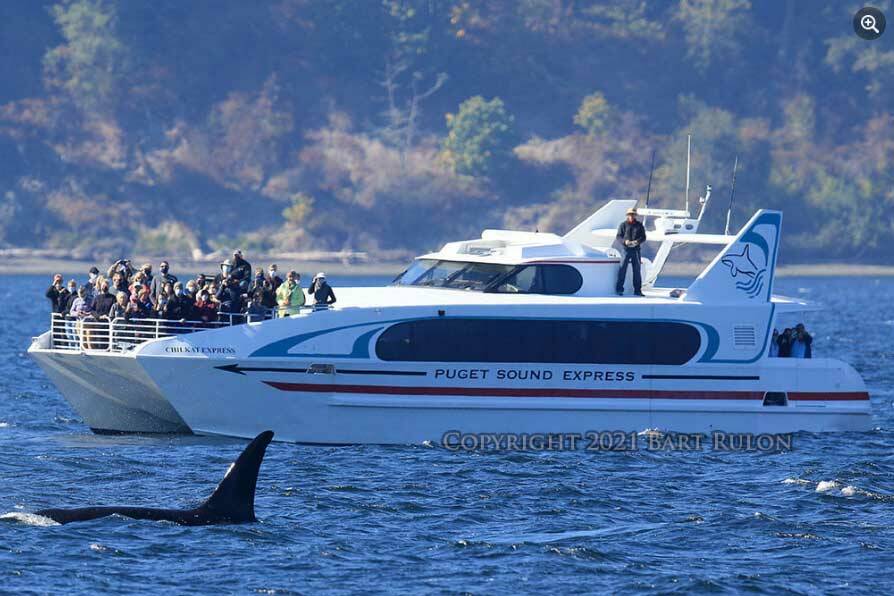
[1,273,892,594]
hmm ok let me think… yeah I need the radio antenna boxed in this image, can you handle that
[644,149,655,208]
[641,149,657,228]
[724,155,738,236]
[684,134,691,214]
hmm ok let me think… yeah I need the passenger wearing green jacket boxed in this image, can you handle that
[276,270,305,316]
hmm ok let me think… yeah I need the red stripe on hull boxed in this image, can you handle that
[788,392,869,401]
[263,382,869,402]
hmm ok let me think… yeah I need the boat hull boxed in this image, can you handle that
[28,333,190,434]
[140,356,873,444]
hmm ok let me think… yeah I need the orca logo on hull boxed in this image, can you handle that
[721,243,766,298]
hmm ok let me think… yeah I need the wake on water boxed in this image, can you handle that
[0,512,60,526]
[783,478,894,500]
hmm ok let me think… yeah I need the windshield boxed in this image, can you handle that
[392,259,515,291]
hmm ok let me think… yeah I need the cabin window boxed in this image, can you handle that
[392,259,514,291]
[490,265,583,295]
[392,259,438,285]
[376,319,701,365]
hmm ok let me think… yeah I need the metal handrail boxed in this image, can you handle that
[46,302,325,352]
[48,313,232,352]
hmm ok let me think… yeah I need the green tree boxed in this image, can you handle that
[574,92,612,137]
[442,96,516,177]
[674,0,751,72]
[43,0,128,111]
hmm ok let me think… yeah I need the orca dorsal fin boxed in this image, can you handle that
[199,430,274,523]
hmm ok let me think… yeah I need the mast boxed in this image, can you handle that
[725,155,738,236]
[684,134,691,214]
[645,149,655,208]
[643,148,656,227]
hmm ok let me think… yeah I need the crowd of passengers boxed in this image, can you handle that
[45,249,338,331]
[769,324,813,358]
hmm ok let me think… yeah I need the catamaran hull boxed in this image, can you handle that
[28,332,873,444]
[28,333,190,434]
[139,357,872,444]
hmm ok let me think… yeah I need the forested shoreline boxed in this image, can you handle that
[0,1,890,263]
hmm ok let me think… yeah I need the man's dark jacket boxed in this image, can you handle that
[616,219,647,248]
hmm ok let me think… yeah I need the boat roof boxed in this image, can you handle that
[418,231,613,265]
[403,198,804,309]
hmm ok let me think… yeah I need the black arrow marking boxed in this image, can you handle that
[215,363,308,375]
[337,369,427,376]
[214,363,427,377]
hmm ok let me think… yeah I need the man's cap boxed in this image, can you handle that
[315,272,326,279]
[626,207,638,216]
[233,249,243,256]
[53,273,63,280]
[89,266,100,274]
[221,259,232,266]
[287,270,298,277]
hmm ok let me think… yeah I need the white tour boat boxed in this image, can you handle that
[28,199,872,443]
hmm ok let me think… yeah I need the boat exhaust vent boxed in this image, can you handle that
[733,325,756,349]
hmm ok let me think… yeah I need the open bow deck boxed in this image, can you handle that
[29,200,872,443]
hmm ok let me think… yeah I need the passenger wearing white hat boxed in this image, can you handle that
[309,272,336,308]
[615,207,646,296]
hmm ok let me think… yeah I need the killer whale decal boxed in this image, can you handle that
[721,240,768,299]
[721,244,758,278]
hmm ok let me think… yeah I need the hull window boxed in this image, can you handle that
[376,319,700,365]
[762,392,788,406]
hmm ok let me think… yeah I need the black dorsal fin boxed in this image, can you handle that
[199,430,274,522]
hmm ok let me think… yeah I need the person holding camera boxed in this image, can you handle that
[309,272,337,309]
[107,259,135,283]
[230,249,252,292]
[216,275,245,319]
[615,207,647,297]
[46,274,69,314]
[791,323,813,359]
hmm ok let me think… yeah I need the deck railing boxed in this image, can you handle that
[46,304,326,352]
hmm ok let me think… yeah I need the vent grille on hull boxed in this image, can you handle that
[733,325,757,349]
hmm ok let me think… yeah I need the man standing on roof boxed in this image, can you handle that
[615,207,647,297]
